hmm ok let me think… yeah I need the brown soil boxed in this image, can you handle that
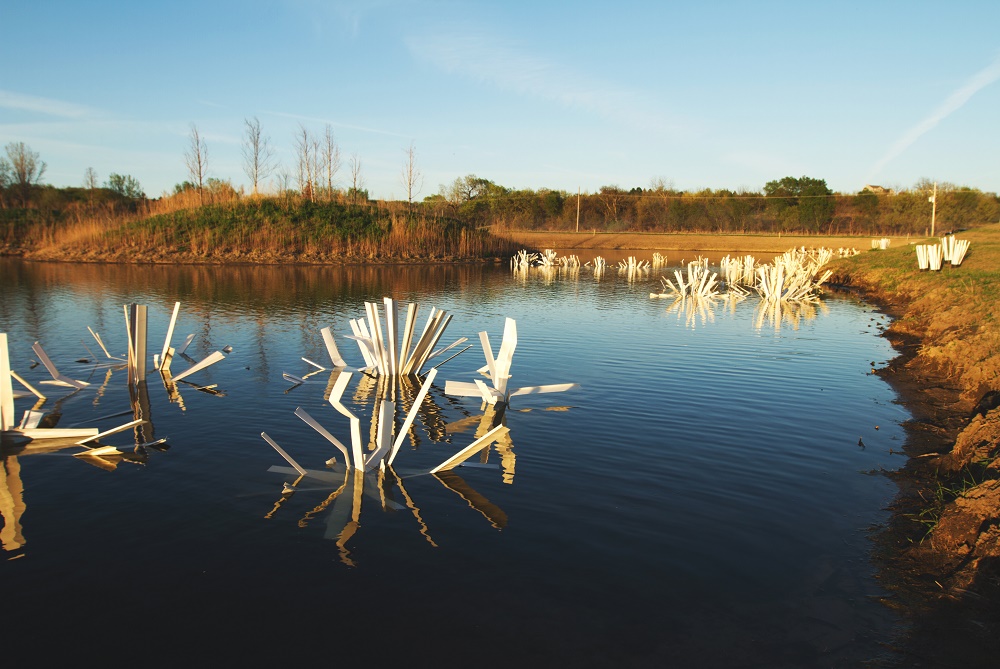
[829,246,1000,666]
[495,229,908,253]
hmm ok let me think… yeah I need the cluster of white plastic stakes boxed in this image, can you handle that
[1,303,231,464]
[261,297,578,482]
[255,298,579,564]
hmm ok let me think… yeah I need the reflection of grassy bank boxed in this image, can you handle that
[829,223,1000,665]
[11,198,521,263]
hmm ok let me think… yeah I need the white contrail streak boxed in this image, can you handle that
[867,56,1000,181]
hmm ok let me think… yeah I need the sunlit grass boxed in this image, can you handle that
[5,194,520,261]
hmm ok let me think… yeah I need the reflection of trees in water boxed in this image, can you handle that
[2,261,504,313]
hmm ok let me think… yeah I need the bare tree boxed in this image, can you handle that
[83,167,99,190]
[400,142,423,208]
[242,116,275,195]
[184,123,208,203]
[2,142,47,207]
[348,153,365,203]
[277,168,293,199]
[293,124,316,201]
[320,124,341,200]
[83,166,98,206]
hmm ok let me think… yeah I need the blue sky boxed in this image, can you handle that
[2,0,999,199]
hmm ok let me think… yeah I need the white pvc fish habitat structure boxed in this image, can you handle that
[156,301,181,370]
[941,235,971,266]
[720,254,757,287]
[872,238,891,250]
[347,298,463,377]
[510,249,539,270]
[0,333,14,432]
[618,256,650,271]
[125,304,148,384]
[915,244,931,270]
[950,238,971,265]
[927,243,944,271]
[754,248,834,302]
[652,264,721,299]
[651,252,667,268]
[558,254,581,268]
[268,367,486,475]
[1,334,99,440]
[445,317,579,406]
[31,341,89,389]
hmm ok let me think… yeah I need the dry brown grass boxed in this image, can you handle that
[495,229,912,253]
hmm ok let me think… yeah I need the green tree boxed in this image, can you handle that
[764,176,834,231]
[105,173,145,199]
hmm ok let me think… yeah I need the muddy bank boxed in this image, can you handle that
[829,223,1000,666]
[494,229,901,253]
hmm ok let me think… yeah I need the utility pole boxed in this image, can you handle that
[929,182,937,237]
[576,187,581,233]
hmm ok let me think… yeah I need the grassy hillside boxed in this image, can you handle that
[7,197,521,263]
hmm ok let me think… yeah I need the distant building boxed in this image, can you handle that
[862,184,893,195]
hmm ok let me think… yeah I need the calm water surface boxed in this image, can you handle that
[0,259,908,667]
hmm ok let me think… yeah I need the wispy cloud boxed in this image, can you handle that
[0,89,99,118]
[867,55,1000,181]
[265,110,412,139]
[405,28,686,137]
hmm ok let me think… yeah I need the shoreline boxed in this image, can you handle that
[828,224,1000,666]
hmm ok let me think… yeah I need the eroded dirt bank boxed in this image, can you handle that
[829,223,1000,666]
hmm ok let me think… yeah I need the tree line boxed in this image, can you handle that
[2,133,998,238]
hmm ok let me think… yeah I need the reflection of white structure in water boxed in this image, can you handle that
[754,297,829,331]
[262,368,514,566]
[263,310,578,565]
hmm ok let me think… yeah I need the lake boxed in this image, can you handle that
[0,257,908,667]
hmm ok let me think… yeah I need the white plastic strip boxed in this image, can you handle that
[159,302,181,369]
[508,383,580,397]
[0,334,14,431]
[261,432,308,476]
[31,341,89,389]
[430,425,509,474]
[76,418,146,445]
[294,407,351,465]
[321,326,348,367]
[171,351,226,382]
[388,368,437,466]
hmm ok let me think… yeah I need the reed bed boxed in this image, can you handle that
[11,196,520,262]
